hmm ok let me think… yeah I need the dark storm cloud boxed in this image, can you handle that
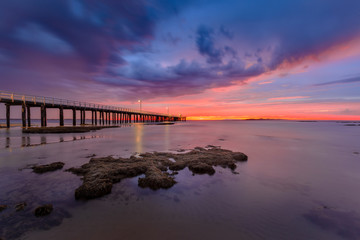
[196,25,224,64]
[96,58,265,99]
[0,0,183,68]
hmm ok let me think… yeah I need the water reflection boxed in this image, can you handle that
[164,124,170,150]
[135,124,143,153]
[20,136,31,147]
[5,137,10,149]
[3,134,107,150]
[40,136,46,145]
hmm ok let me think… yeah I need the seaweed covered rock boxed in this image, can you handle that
[32,162,64,174]
[138,166,176,190]
[68,146,248,200]
[232,152,248,162]
[15,202,27,212]
[34,204,53,217]
[75,179,113,200]
[188,162,215,175]
[0,205,7,212]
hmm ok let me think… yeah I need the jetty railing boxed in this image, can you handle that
[0,91,168,116]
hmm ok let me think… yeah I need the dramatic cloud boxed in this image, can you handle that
[0,0,360,105]
[196,25,224,64]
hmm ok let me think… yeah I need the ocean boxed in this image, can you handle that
[0,120,359,240]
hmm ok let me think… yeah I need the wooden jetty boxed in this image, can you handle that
[0,91,186,128]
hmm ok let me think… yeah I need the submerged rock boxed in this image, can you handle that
[15,202,27,211]
[68,146,248,200]
[138,166,176,190]
[188,162,215,175]
[34,204,53,217]
[0,205,7,212]
[75,178,113,200]
[304,207,360,240]
[32,162,64,174]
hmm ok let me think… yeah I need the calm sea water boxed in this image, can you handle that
[0,120,359,240]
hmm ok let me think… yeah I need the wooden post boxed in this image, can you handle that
[27,106,31,127]
[95,111,97,125]
[82,110,86,125]
[59,107,64,126]
[41,105,45,127]
[81,110,84,125]
[41,105,44,127]
[6,104,10,128]
[22,104,26,127]
[91,111,94,125]
[44,107,47,126]
[73,109,76,126]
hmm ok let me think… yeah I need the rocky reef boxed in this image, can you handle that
[34,204,53,217]
[67,146,248,200]
[32,162,65,174]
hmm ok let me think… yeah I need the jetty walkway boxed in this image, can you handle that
[0,91,185,128]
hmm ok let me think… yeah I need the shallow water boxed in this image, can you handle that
[0,120,360,240]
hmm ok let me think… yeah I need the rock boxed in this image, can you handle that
[0,205,7,212]
[15,202,26,211]
[188,162,215,175]
[138,166,176,190]
[68,146,248,200]
[32,162,64,173]
[75,179,113,200]
[34,204,53,217]
[232,152,248,162]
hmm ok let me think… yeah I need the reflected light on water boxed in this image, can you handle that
[164,124,170,151]
[135,124,143,153]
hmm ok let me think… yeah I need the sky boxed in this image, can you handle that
[0,0,360,120]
